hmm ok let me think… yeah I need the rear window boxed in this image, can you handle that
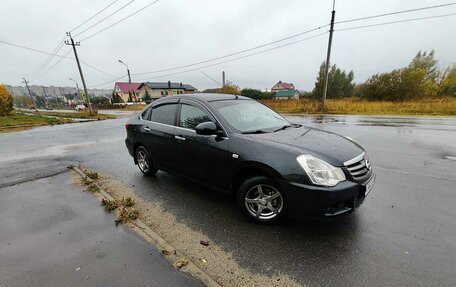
[151,104,177,125]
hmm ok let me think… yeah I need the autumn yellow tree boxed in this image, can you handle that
[217,81,241,95]
[0,84,13,116]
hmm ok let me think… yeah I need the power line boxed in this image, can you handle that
[81,60,118,77]
[0,39,72,59]
[32,0,122,77]
[70,0,121,32]
[74,0,136,37]
[336,13,456,31]
[336,2,456,24]
[34,49,73,79]
[29,36,67,78]
[6,39,120,80]
[132,24,329,76]
[90,74,128,88]
[201,71,222,87]
[134,32,329,83]
[78,0,161,42]
[92,32,327,88]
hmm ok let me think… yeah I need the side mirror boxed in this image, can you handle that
[195,121,218,136]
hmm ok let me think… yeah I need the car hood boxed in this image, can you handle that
[247,126,364,166]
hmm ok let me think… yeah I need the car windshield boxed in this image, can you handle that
[211,99,290,133]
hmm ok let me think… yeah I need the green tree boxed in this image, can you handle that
[91,97,110,105]
[217,81,240,95]
[313,62,355,99]
[111,92,121,103]
[143,90,152,103]
[362,67,428,101]
[437,65,456,97]
[409,50,439,82]
[0,84,13,115]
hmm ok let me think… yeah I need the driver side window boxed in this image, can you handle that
[179,104,213,130]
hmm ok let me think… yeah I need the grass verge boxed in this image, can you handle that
[0,112,72,133]
[261,97,456,116]
[39,111,116,120]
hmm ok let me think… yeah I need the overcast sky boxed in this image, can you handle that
[1,0,455,91]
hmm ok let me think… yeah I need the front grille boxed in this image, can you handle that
[344,153,370,180]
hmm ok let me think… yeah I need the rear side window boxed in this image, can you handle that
[179,104,213,130]
[141,107,152,120]
[151,104,177,125]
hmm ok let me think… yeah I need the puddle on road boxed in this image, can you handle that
[444,155,456,161]
[0,137,124,163]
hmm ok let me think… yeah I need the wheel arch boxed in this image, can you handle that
[231,162,283,194]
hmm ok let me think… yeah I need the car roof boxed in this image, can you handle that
[156,93,251,103]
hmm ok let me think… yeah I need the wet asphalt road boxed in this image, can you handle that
[1,114,455,286]
[0,172,202,287]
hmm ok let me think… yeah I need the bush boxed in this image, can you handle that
[241,88,274,100]
[0,84,13,116]
[362,68,429,101]
[217,82,241,95]
[438,65,456,97]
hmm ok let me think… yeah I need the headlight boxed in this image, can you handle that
[296,154,346,186]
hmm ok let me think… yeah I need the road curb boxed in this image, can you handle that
[70,166,221,287]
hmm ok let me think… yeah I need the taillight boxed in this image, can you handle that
[125,124,130,130]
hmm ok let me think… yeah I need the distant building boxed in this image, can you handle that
[271,81,295,92]
[274,89,299,100]
[137,81,197,100]
[113,82,142,103]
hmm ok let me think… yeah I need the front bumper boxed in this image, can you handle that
[280,172,375,220]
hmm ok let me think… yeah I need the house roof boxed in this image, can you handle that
[275,89,298,97]
[273,81,294,90]
[138,82,197,91]
[115,82,141,94]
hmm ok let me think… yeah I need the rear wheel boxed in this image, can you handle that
[237,176,286,223]
[135,146,158,176]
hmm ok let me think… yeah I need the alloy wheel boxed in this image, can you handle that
[244,184,283,220]
[137,149,150,173]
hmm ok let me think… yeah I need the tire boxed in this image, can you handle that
[236,176,286,223]
[135,146,158,176]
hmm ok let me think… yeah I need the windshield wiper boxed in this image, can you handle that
[241,129,269,134]
[273,124,292,132]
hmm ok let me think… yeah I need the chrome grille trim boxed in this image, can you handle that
[344,152,370,180]
[348,161,366,171]
[343,152,366,166]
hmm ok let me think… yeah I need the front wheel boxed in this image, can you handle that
[135,146,158,176]
[236,176,286,223]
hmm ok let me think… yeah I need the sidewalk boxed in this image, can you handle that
[0,171,203,287]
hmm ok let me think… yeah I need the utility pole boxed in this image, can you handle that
[118,60,134,102]
[65,32,93,114]
[321,0,336,111]
[222,71,226,87]
[22,78,36,110]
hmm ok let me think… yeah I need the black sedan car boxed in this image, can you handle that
[125,93,375,223]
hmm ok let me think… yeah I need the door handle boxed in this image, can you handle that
[175,135,186,141]
[144,126,150,131]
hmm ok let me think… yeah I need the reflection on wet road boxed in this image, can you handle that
[1,114,455,286]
